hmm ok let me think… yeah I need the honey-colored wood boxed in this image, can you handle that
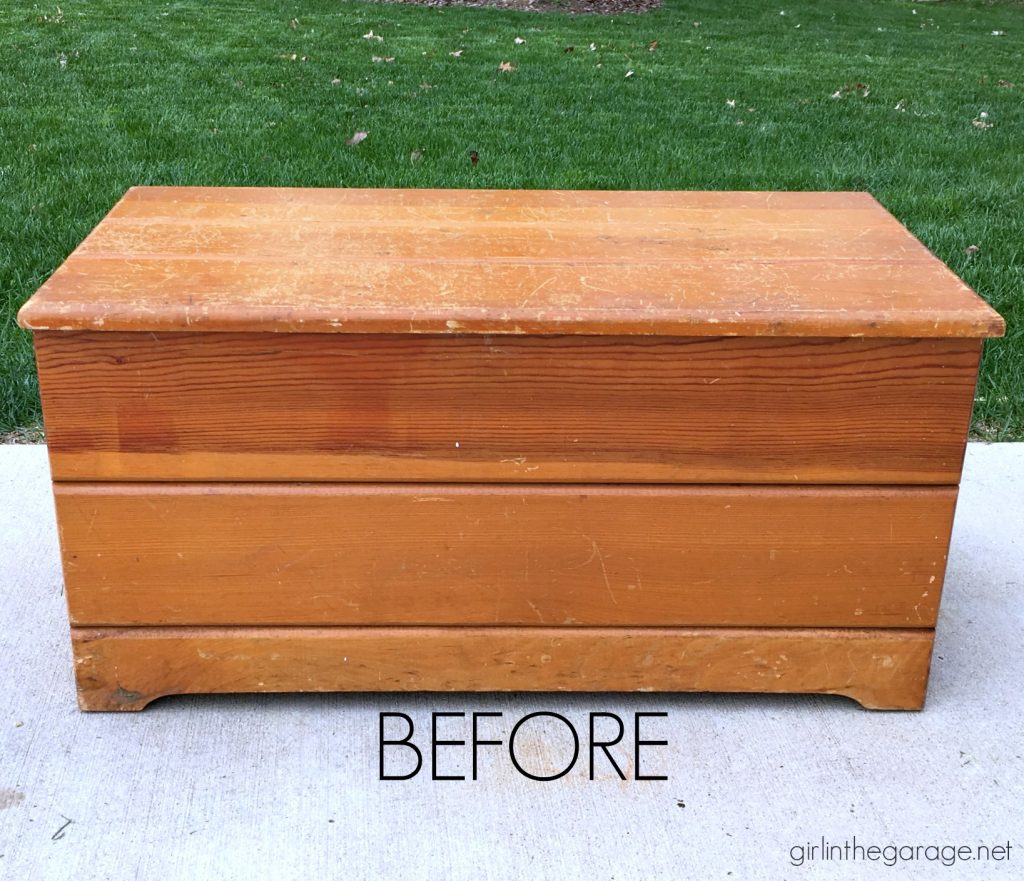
[56,483,956,628]
[36,332,981,484]
[17,188,1004,338]
[20,187,998,712]
[70,625,935,711]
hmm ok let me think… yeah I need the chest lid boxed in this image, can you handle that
[17,187,1004,338]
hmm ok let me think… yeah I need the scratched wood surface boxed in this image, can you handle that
[71,625,935,711]
[36,332,980,484]
[17,188,1004,338]
[56,483,955,628]
[19,187,998,713]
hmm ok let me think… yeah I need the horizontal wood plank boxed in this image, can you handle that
[115,187,888,209]
[37,332,980,484]
[17,188,1004,338]
[71,625,935,711]
[56,483,956,628]
[75,218,933,263]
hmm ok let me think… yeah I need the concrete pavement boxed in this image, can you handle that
[0,443,1021,880]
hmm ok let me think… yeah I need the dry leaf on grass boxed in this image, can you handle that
[514,37,526,45]
[410,148,424,162]
[363,30,383,41]
[998,79,1014,88]
[346,131,369,145]
[965,244,981,255]
[449,49,463,57]
[498,61,515,72]
[831,82,870,99]
[469,150,479,165]
[372,56,395,63]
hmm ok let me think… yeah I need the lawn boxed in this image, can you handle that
[1,0,1020,437]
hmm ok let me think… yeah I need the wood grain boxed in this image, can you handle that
[37,332,981,484]
[70,625,935,711]
[17,187,1004,338]
[56,483,956,628]
[22,187,990,713]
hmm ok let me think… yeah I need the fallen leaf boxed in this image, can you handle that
[410,148,424,162]
[965,244,981,255]
[363,30,383,41]
[449,49,463,57]
[514,37,526,45]
[372,56,395,63]
[564,46,575,54]
[589,43,597,51]
[648,40,658,52]
[498,61,515,72]
[972,117,993,129]
[346,130,369,145]
[831,82,870,99]
[998,79,1014,88]
[625,69,634,78]
[725,98,736,108]
[991,30,1006,37]
[289,18,298,29]
[419,82,433,90]
[331,77,342,86]
[894,99,907,111]
[468,150,479,165]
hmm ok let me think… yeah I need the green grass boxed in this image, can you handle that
[1,0,1021,437]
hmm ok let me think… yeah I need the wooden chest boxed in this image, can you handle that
[18,187,1004,711]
